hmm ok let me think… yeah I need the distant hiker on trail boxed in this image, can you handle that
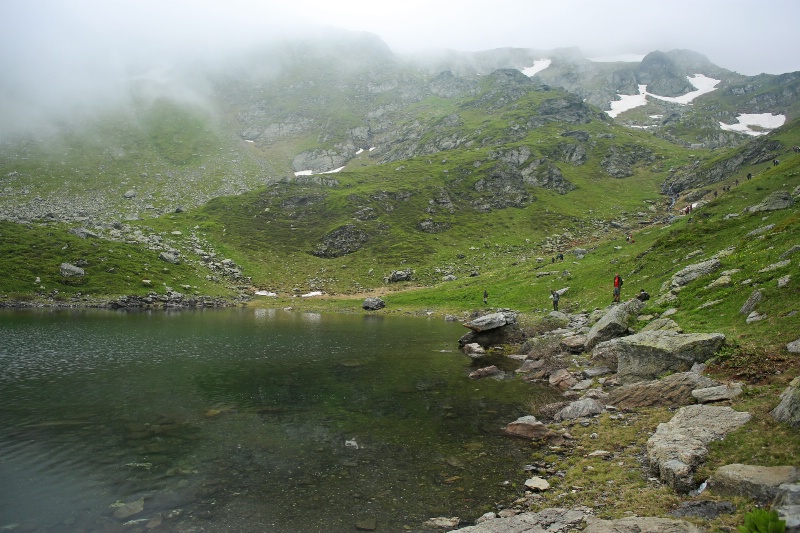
[747,173,752,180]
[557,252,563,261]
[551,289,560,311]
[636,289,650,302]
[613,273,623,303]
[483,289,488,305]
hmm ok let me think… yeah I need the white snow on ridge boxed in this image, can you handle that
[294,170,314,176]
[606,74,720,118]
[720,113,786,136]
[521,59,552,77]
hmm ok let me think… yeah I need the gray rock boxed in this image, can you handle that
[595,331,726,384]
[669,258,722,289]
[647,405,751,493]
[462,343,486,358]
[362,297,385,311]
[609,372,721,408]
[159,251,181,264]
[585,299,645,350]
[549,368,577,390]
[708,464,800,504]
[554,398,604,421]
[123,190,137,199]
[524,476,550,491]
[469,365,502,379]
[561,334,587,353]
[740,289,763,315]
[670,500,735,519]
[452,507,587,533]
[583,516,705,533]
[582,366,613,379]
[463,311,516,332]
[387,269,412,282]
[692,383,743,403]
[746,190,794,212]
[771,376,800,428]
[60,262,85,277]
[773,483,800,532]
[502,416,555,441]
[789,340,800,354]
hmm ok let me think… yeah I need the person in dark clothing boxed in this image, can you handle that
[483,289,488,305]
[551,289,560,311]
[636,289,650,302]
[613,274,623,303]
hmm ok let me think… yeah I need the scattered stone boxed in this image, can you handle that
[524,477,550,491]
[123,190,137,199]
[158,251,181,264]
[581,367,613,379]
[60,262,85,277]
[469,365,502,379]
[462,343,486,358]
[571,378,594,391]
[780,245,800,259]
[771,376,800,428]
[745,190,794,212]
[424,516,460,529]
[362,297,385,311]
[554,398,604,421]
[708,464,800,504]
[705,275,731,289]
[746,311,767,323]
[355,517,377,531]
[609,372,721,408]
[668,258,722,290]
[640,318,683,333]
[516,359,545,373]
[692,383,743,403]
[502,415,556,441]
[452,507,587,533]
[549,368,578,390]
[670,500,735,519]
[746,224,775,238]
[112,497,145,520]
[561,334,587,353]
[759,260,791,273]
[789,340,800,354]
[647,405,751,493]
[779,275,791,288]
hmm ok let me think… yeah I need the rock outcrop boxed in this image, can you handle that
[708,464,800,504]
[609,372,721,408]
[771,376,800,428]
[584,299,644,350]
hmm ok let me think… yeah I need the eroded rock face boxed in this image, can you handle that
[60,262,85,277]
[669,258,722,289]
[595,331,726,385]
[585,300,645,351]
[312,224,369,257]
[609,372,721,408]
[647,405,751,493]
[583,516,705,533]
[746,190,794,213]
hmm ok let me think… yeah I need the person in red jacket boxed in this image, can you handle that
[613,274,623,303]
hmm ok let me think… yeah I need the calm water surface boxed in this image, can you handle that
[0,308,558,532]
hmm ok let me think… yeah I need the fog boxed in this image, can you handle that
[2,0,799,139]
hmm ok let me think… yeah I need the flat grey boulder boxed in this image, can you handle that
[746,190,794,212]
[669,258,722,289]
[60,262,85,277]
[453,507,587,533]
[553,398,604,421]
[463,311,517,332]
[771,376,800,428]
[789,340,800,354]
[583,516,705,533]
[585,299,645,351]
[159,251,181,264]
[773,483,800,531]
[640,318,683,333]
[708,464,800,504]
[609,372,721,408]
[594,330,726,385]
[692,383,743,403]
[647,405,751,493]
[501,415,555,441]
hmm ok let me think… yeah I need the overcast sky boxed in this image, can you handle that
[1,0,798,137]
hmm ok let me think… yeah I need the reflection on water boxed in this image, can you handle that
[0,308,559,532]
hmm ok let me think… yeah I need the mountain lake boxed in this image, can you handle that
[0,307,561,532]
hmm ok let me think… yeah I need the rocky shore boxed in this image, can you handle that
[429,305,800,532]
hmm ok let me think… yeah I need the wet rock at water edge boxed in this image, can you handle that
[362,297,385,310]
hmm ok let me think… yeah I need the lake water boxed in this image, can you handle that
[0,308,558,532]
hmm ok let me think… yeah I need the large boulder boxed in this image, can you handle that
[609,372,721,408]
[585,299,644,350]
[647,405,751,493]
[362,297,385,311]
[771,376,800,428]
[708,464,800,504]
[553,398,605,421]
[501,415,556,441]
[594,330,726,384]
[459,311,523,348]
[746,190,794,213]
[773,483,800,532]
[668,258,722,290]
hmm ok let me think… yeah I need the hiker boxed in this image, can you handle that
[613,273,623,303]
[747,173,752,180]
[551,289,560,311]
[483,289,488,305]
[557,252,563,261]
[636,289,650,302]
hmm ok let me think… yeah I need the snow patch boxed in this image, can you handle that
[356,148,364,155]
[607,85,648,118]
[254,290,278,297]
[520,59,551,77]
[294,170,313,176]
[606,75,720,118]
[719,113,786,136]
[301,291,324,298]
